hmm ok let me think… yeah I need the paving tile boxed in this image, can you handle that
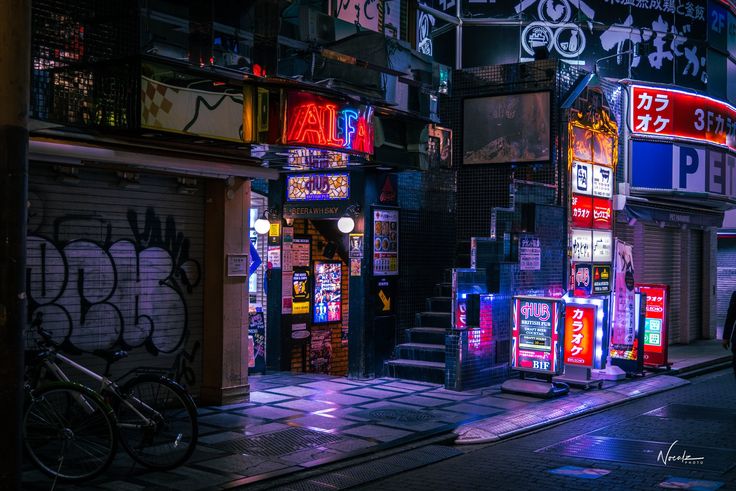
[279,446,343,465]
[430,408,484,424]
[318,407,375,422]
[198,412,256,429]
[344,387,404,399]
[243,422,291,436]
[469,396,530,410]
[194,453,292,477]
[358,400,424,411]
[379,381,440,392]
[442,402,507,417]
[329,377,371,386]
[248,391,295,404]
[309,393,374,406]
[199,431,249,445]
[421,389,479,401]
[136,467,236,489]
[373,418,450,432]
[300,380,361,392]
[266,386,320,397]
[323,436,377,453]
[389,395,453,407]
[275,399,336,412]
[216,402,258,411]
[341,424,413,442]
[288,414,358,430]
[239,405,305,420]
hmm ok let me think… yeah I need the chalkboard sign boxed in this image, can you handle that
[248,311,266,374]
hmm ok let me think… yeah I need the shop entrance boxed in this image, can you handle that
[283,218,350,376]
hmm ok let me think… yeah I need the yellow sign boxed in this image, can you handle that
[269,222,281,237]
[379,290,391,311]
[292,301,310,315]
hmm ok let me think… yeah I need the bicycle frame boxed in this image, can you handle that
[40,351,160,430]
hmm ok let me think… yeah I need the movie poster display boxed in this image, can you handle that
[511,296,563,375]
[373,208,399,276]
[637,283,670,367]
[313,261,342,324]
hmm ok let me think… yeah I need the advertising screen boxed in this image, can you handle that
[313,261,342,324]
[563,304,597,368]
[373,208,399,276]
[292,268,311,315]
[511,296,562,375]
[463,92,550,165]
[637,283,669,367]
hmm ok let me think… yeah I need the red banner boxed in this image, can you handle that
[563,304,596,368]
[630,85,736,152]
[571,194,593,228]
[592,198,612,230]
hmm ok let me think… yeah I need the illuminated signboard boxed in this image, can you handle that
[574,263,593,297]
[571,229,592,262]
[563,304,596,368]
[571,195,593,228]
[592,198,613,230]
[286,173,349,201]
[511,296,563,375]
[572,161,593,195]
[313,261,342,324]
[629,85,736,152]
[592,264,611,294]
[592,165,613,198]
[285,91,374,154]
[637,283,669,367]
[292,268,310,315]
[373,208,399,276]
[592,230,613,262]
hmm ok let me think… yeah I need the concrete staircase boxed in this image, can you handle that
[386,283,452,384]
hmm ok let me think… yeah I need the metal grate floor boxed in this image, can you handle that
[536,435,736,473]
[644,404,736,423]
[210,427,344,457]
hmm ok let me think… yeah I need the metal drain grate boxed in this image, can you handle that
[211,427,344,457]
[644,404,736,423]
[537,435,736,473]
[367,408,435,423]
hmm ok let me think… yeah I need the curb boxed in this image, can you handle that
[454,374,690,445]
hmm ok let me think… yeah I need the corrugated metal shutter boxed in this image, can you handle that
[717,238,736,331]
[688,230,704,341]
[27,162,204,395]
[640,224,681,344]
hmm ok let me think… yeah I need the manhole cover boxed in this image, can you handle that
[644,404,736,423]
[367,408,435,423]
[210,427,343,457]
[536,435,736,473]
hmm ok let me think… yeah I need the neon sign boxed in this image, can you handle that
[564,304,596,368]
[285,92,374,154]
[629,85,736,152]
[286,173,349,201]
[511,296,563,375]
[637,283,669,367]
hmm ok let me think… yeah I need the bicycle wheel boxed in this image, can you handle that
[23,382,118,482]
[116,375,198,470]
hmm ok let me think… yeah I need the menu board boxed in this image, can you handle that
[292,238,311,268]
[372,208,399,276]
[313,261,342,324]
[511,296,562,375]
[248,311,266,373]
[592,165,613,198]
[571,229,593,262]
[563,303,596,368]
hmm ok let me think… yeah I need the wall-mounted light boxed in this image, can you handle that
[337,204,361,234]
[254,208,278,235]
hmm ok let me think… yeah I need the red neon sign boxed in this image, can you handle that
[637,283,669,367]
[285,92,374,154]
[630,85,736,152]
[592,198,612,230]
[563,304,596,368]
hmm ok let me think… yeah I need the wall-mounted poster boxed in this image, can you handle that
[373,208,399,276]
[572,161,593,195]
[592,165,613,198]
[571,229,593,262]
[519,235,541,271]
[463,92,550,165]
[592,230,613,262]
[313,261,342,324]
[349,233,363,258]
[248,311,266,374]
[292,268,310,315]
[310,328,332,374]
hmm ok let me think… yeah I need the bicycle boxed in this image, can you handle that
[23,380,118,482]
[26,322,199,472]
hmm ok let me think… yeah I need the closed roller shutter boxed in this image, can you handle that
[688,230,704,341]
[640,225,681,345]
[717,238,736,330]
[26,163,204,395]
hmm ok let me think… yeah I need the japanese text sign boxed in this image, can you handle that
[571,194,593,228]
[630,85,736,152]
[563,304,596,368]
[637,283,669,367]
[511,296,563,375]
[592,198,613,229]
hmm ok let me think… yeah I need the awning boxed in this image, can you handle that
[622,202,724,228]
[29,139,279,180]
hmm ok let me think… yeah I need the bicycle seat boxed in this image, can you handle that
[93,349,129,364]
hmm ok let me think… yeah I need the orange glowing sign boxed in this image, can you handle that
[564,304,596,368]
[285,92,374,154]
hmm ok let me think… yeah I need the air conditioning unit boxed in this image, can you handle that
[299,7,335,43]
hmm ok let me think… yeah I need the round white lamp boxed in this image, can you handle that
[254,216,271,235]
[337,216,355,234]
